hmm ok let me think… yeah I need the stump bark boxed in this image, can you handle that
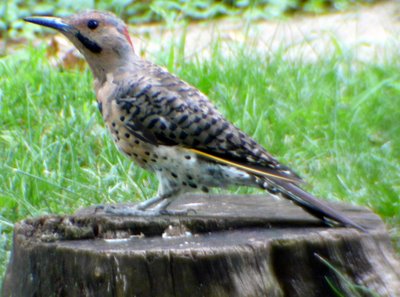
[2,194,400,297]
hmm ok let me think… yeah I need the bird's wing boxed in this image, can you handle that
[113,62,301,184]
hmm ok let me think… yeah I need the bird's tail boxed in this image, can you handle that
[264,178,367,232]
[189,148,366,232]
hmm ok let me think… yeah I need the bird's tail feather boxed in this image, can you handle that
[268,179,367,232]
[189,147,366,232]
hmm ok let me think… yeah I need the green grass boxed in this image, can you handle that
[0,39,399,283]
[316,254,381,297]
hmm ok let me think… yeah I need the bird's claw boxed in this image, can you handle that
[94,204,197,217]
[159,208,196,216]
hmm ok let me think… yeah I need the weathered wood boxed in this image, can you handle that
[2,194,400,297]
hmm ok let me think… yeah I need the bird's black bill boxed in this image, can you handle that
[24,16,72,32]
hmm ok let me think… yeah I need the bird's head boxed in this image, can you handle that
[25,11,136,80]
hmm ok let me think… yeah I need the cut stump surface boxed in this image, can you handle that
[2,194,400,297]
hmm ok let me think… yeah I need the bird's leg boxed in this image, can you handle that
[99,194,191,217]
[98,170,197,216]
[136,195,164,210]
[98,195,163,216]
[148,197,191,215]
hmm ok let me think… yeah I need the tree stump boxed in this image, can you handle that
[2,194,400,297]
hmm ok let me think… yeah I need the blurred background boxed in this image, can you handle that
[0,0,380,55]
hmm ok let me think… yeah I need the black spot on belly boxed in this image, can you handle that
[188,182,197,189]
[207,167,224,178]
[171,172,178,178]
[184,155,191,160]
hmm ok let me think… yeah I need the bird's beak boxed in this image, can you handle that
[24,16,73,33]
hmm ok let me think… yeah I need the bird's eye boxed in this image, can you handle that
[87,20,99,30]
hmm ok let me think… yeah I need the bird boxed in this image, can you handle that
[24,10,365,231]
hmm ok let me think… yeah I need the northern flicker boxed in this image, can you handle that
[24,11,365,231]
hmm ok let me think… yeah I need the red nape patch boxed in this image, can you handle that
[123,27,134,49]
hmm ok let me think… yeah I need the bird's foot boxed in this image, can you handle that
[159,208,197,216]
[95,205,196,217]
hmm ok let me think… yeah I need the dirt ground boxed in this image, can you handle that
[131,0,400,63]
